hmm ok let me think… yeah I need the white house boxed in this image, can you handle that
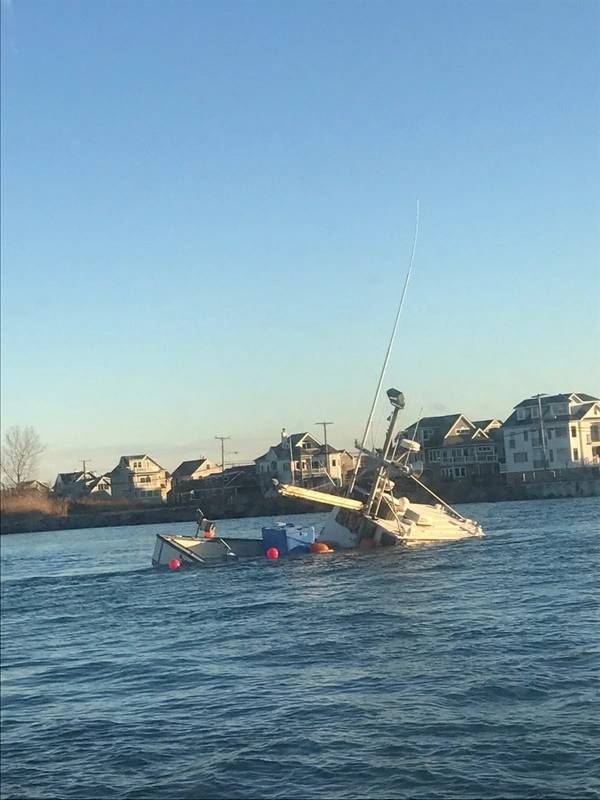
[502,393,600,475]
[110,455,171,502]
[255,432,354,492]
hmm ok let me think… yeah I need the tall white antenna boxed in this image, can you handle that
[348,200,420,494]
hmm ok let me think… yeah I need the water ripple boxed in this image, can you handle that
[1,501,599,799]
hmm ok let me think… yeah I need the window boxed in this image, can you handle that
[517,409,526,421]
[571,427,577,438]
[423,429,432,441]
[523,431,529,442]
[531,407,539,419]
[573,448,579,461]
[549,449,554,462]
[453,466,467,478]
[514,452,528,463]
[591,425,600,442]
[555,428,567,438]
[509,438,516,449]
[547,429,553,439]
[332,459,337,467]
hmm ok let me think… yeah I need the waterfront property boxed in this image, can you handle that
[402,414,503,481]
[501,393,600,476]
[255,431,355,492]
[110,455,171,502]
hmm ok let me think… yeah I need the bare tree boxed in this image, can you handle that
[1,426,45,489]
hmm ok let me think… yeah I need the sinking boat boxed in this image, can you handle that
[274,387,484,549]
[151,518,318,567]
[152,206,484,567]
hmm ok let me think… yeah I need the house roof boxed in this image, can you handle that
[403,414,474,447]
[570,401,600,420]
[473,419,502,430]
[172,458,213,479]
[514,393,599,408]
[55,471,96,483]
[504,395,600,428]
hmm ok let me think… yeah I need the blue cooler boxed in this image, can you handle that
[261,523,316,556]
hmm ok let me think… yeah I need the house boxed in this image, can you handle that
[110,455,171,502]
[501,393,600,476]
[402,414,503,481]
[255,431,355,492]
[12,480,50,494]
[174,464,262,504]
[53,471,111,498]
[171,458,220,487]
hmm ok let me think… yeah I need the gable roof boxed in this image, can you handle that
[404,414,475,447]
[172,458,214,479]
[570,401,600,420]
[514,393,599,409]
[504,394,600,427]
[55,471,97,484]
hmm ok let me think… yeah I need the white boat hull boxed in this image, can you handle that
[318,502,483,550]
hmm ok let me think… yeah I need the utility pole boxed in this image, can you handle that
[81,460,91,483]
[215,436,231,501]
[315,421,334,478]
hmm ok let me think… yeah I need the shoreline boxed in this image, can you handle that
[1,486,598,535]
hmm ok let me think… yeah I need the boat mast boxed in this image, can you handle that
[365,389,405,518]
[348,200,420,495]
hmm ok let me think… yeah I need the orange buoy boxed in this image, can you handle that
[310,542,333,554]
[168,558,182,569]
[204,530,215,539]
[266,547,279,559]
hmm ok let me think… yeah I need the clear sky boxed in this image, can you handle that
[1,0,599,481]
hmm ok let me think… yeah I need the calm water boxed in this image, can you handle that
[1,499,599,800]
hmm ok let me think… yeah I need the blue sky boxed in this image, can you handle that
[1,0,598,480]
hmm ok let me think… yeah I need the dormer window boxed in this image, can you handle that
[517,409,526,421]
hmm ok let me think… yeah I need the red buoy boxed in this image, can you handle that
[168,558,182,570]
[266,547,279,560]
[204,530,215,539]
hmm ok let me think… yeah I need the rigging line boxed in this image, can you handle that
[348,200,421,495]
[408,473,467,522]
